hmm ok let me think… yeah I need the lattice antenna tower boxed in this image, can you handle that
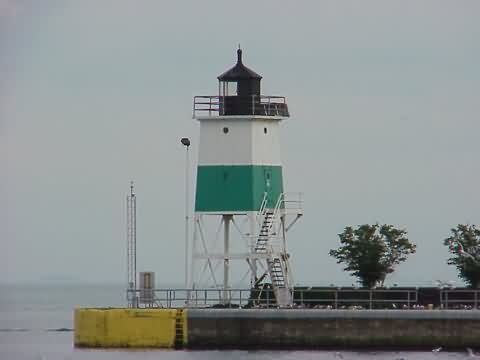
[127,181,137,291]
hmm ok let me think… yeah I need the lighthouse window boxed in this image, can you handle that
[264,127,268,134]
[226,82,237,96]
[223,127,229,134]
[221,81,238,96]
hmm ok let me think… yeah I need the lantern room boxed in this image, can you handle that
[193,48,289,118]
[217,48,262,116]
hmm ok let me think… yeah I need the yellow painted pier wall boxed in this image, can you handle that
[75,308,480,349]
[74,308,186,348]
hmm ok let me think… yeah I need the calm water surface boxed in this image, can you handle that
[0,284,476,360]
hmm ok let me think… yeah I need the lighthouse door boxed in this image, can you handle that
[264,168,272,207]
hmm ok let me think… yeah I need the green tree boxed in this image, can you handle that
[329,224,416,288]
[444,224,480,288]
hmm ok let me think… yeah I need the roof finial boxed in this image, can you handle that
[237,45,242,64]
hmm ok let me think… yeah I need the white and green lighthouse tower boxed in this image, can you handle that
[190,49,302,307]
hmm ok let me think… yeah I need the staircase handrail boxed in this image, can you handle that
[271,193,285,223]
[262,193,283,236]
[256,192,269,225]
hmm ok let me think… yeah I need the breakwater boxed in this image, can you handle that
[74,308,480,349]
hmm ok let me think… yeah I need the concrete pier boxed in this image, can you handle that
[74,308,480,349]
[188,309,480,349]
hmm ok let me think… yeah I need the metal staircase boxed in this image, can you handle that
[254,211,274,253]
[254,194,293,307]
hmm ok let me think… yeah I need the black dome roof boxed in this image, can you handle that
[217,49,262,81]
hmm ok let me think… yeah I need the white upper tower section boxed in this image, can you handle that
[197,116,282,166]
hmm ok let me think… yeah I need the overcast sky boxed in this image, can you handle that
[2,0,479,287]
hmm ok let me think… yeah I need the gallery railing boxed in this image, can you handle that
[193,95,289,117]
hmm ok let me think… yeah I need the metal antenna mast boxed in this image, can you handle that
[127,181,137,306]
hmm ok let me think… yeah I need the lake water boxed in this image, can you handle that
[0,283,476,359]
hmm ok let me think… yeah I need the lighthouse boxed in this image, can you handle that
[190,49,302,307]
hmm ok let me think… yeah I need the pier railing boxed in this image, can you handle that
[124,287,480,310]
[440,289,480,309]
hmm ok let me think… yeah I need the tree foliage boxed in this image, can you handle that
[444,224,480,288]
[329,224,416,288]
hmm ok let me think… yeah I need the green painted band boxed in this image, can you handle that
[195,165,283,212]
